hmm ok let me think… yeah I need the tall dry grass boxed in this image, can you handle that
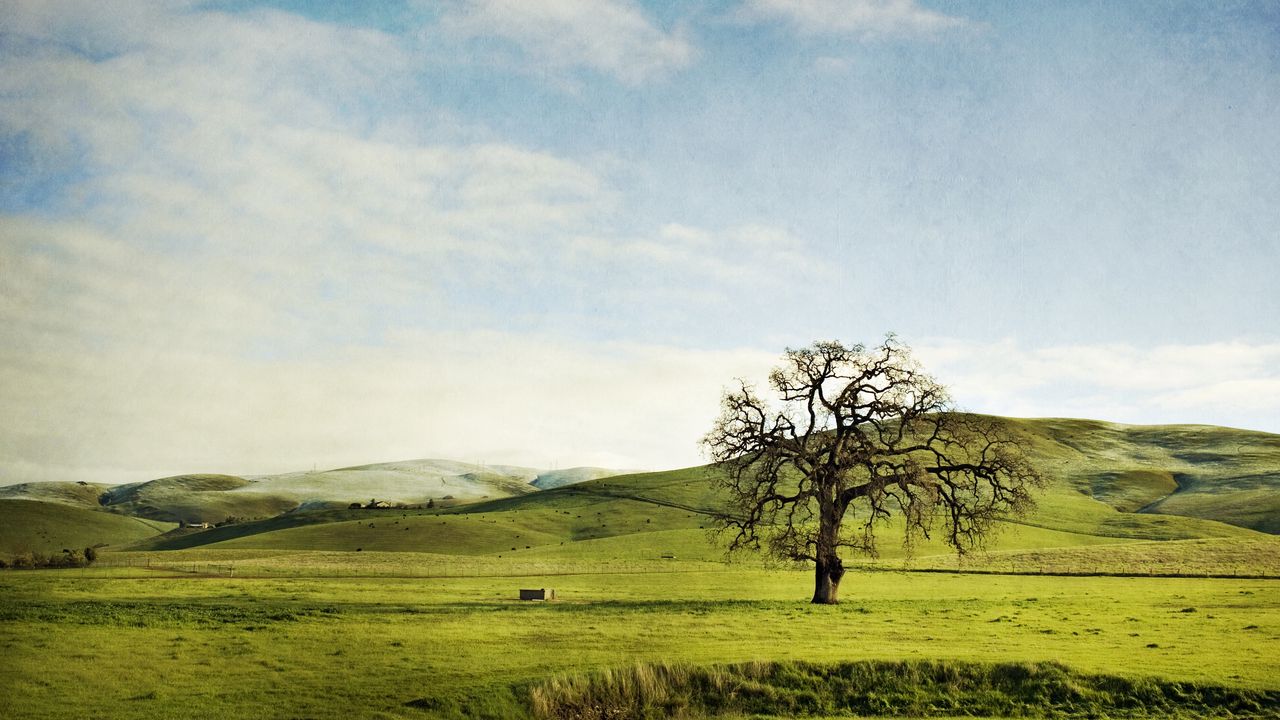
[527,659,1280,719]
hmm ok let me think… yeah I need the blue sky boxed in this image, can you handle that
[1,0,1278,483]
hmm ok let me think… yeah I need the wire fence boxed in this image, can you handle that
[55,554,1280,581]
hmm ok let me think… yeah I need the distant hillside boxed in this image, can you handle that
[0,499,174,557]
[0,459,631,526]
[0,481,113,509]
[98,474,298,524]
[531,467,632,489]
[4,418,1275,560]
[1003,418,1280,534]
[238,459,625,506]
[137,416,1280,557]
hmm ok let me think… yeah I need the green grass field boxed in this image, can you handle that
[2,416,1279,718]
[1,561,1276,719]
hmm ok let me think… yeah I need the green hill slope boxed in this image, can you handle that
[18,460,632,528]
[242,459,546,504]
[150,417,1278,560]
[151,465,1263,561]
[1005,418,1280,533]
[0,499,174,557]
[138,482,712,554]
[57,460,631,527]
[0,481,112,508]
[11,416,1275,563]
[530,466,635,489]
[481,417,1280,537]
[98,474,298,524]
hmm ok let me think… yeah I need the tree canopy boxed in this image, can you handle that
[702,337,1043,603]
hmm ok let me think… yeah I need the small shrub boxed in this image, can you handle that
[5,549,93,570]
[59,549,85,567]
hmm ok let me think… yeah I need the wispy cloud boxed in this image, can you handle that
[571,222,819,287]
[0,2,809,484]
[0,2,617,337]
[437,0,695,84]
[740,0,972,37]
[1,2,1275,489]
[0,319,778,482]
[916,339,1280,432]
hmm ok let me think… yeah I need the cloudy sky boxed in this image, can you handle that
[1,0,1277,484]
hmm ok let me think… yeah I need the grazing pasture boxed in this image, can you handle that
[2,418,1278,717]
[1,557,1276,719]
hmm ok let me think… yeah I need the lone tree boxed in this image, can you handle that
[702,337,1042,604]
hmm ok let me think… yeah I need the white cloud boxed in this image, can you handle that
[0,324,776,483]
[438,0,695,84]
[0,3,616,339]
[4,3,1274,491]
[741,0,972,37]
[915,339,1280,432]
[0,3,801,485]
[6,235,1280,485]
[570,222,820,287]
[813,56,855,72]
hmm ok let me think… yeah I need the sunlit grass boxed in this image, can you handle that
[1,564,1276,719]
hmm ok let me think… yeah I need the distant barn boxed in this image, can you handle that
[519,588,556,601]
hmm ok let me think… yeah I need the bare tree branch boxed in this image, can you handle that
[702,336,1044,604]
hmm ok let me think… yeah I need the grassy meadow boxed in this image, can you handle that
[2,559,1277,719]
[2,417,1279,718]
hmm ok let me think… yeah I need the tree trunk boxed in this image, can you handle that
[811,480,847,604]
[811,554,845,604]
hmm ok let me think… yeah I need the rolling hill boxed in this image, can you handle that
[2,417,1277,566]
[1002,418,1280,533]
[246,459,625,505]
[0,460,629,526]
[531,466,636,489]
[0,499,175,556]
[115,417,1280,564]
[0,481,114,509]
[97,473,300,524]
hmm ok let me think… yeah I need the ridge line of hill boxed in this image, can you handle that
[563,486,720,517]
[2,416,1278,559]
